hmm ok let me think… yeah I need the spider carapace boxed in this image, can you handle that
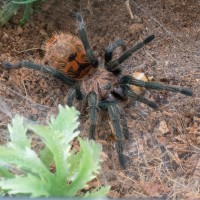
[3,13,193,168]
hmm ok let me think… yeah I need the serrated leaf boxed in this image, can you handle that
[0,165,14,178]
[65,138,102,196]
[8,115,30,149]
[0,0,42,26]
[0,174,50,197]
[0,105,109,197]
[19,3,33,26]
[49,105,80,137]
[0,146,52,178]
[85,186,111,198]
[12,0,38,4]
[0,2,20,26]
[39,146,54,168]
[28,105,80,183]
[26,125,69,183]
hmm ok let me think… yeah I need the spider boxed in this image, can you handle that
[3,13,193,168]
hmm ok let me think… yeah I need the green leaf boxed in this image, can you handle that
[29,105,80,183]
[49,105,80,138]
[0,2,20,26]
[0,146,52,178]
[85,186,111,198]
[0,0,42,26]
[11,0,39,4]
[0,105,109,197]
[19,3,33,26]
[39,146,54,168]
[0,165,14,178]
[8,115,30,149]
[65,138,103,196]
[28,125,70,187]
[0,174,50,197]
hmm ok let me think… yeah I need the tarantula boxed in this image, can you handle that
[3,13,192,168]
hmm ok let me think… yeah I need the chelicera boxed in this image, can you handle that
[3,13,193,168]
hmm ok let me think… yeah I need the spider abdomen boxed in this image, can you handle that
[130,72,149,95]
[44,33,92,79]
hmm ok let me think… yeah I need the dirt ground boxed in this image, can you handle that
[0,0,200,199]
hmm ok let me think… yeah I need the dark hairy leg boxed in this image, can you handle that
[112,85,159,109]
[106,35,155,73]
[119,75,193,96]
[76,13,98,67]
[104,40,125,63]
[87,91,98,139]
[120,109,130,140]
[107,103,126,168]
[125,86,159,109]
[3,61,76,86]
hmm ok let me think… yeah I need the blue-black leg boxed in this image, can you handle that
[3,61,76,86]
[125,86,159,109]
[120,109,130,140]
[67,87,83,107]
[87,91,98,139]
[107,103,126,168]
[104,40,125,63]
[112,84,158,109]
[76,13,98,67]
[119,76,193,96]
[106,35,155,73]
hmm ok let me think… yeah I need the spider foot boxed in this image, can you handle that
[2,62,21,69]
[179,88,193,96]
[116,142,126,168]
[144,35,155,44]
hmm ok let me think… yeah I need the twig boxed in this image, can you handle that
[14,47,41,54]
[0,98,13,118]
[125,0,134,19]
[87,0,93,14]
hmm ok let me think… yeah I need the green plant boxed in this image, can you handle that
[0,0,43,26]
[0,105,109,197]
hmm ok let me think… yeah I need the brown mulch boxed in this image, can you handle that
[0,0,199,199]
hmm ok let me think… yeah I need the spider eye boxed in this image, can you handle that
[68,53,77,62]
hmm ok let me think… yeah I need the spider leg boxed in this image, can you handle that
[127,88,159,109]
[72,82,83,100]
[76,13,98,67]
[119,75,193,96]
[67,87,83,107]
[106,35,155,73]
[107,102,126,168]
[120,109,130,140]
[87,91,98,139]
[104,40,125,63]
[75,88,83,100]
[108,103,126,168]
[124,85,159,109]
[112,85,159,109]
[3,61,76,86]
